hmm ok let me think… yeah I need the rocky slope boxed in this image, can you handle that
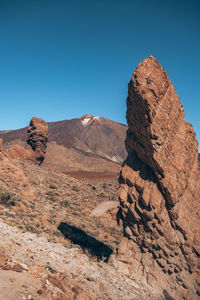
[0,115,127,179]
[116,56,200,299]
[0,139,34,202]
[0,140,158,299]
[0,220,155,300]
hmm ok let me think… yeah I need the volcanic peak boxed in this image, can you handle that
[80,114,100,126]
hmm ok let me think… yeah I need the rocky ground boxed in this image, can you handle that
[0,220,154,300]
[0,159,122,255]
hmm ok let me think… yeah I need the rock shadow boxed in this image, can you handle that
[57,222,113,262]
[119,151,157,184]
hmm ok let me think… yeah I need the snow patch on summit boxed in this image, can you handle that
[81,118,91,126]
[81,115,100,126]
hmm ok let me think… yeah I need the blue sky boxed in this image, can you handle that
[0,0,199,145]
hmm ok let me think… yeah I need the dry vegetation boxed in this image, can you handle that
[0,159,123,259]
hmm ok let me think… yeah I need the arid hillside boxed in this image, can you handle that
[0,140,154,300]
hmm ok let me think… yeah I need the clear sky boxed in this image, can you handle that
[0,0,199,145]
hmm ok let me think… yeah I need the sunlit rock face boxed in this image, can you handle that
[27,117,48,165]
[116,56,200,299]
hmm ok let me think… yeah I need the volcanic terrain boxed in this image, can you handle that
[0,56,199,300]
[0,114,127,181]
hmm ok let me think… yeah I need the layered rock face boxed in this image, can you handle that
[27,117,48,165]
[117,56,200,299]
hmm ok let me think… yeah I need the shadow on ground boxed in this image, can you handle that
[57,222,113,262]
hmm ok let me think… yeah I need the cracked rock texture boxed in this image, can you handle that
[116,56,200,299]
[27,117,48,165]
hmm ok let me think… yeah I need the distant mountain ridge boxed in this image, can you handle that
[0,114,127,179]
[1,115,197,177]
[47,114,127,164]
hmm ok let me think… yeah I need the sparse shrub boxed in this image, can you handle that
[46,190,59,196]
[5,220,17,227]
[72,211,80,216]
[49,183,57,189]
[0,187,20,207]
[46,191,54,196]
[72,185,80,192]
[29,178,37,185]
[60,200,70,207]
[17,224,24,230]
[46,190,59,202]
[97,192,105,198]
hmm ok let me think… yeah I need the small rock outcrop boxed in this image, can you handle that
[116,56,200,299]
[27,117,48,165]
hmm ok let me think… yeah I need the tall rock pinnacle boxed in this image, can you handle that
[27,117,48,165]
[116,56,200,299]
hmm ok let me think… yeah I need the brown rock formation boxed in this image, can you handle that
[117,56,200,299]
[27,117,48,165]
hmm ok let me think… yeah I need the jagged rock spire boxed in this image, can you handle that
[116,56,200,299]
[27,117,48,165]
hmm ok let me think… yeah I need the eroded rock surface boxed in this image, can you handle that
[117,56,200,299]
[27,117,48,165]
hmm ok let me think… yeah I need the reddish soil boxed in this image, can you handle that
[64,170,119,182]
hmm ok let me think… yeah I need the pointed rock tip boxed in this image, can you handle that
[136,55,161,71]
[131,55,168,85]
[81,114,95,119]
[142,55,158,62]
[29,116,46,126]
